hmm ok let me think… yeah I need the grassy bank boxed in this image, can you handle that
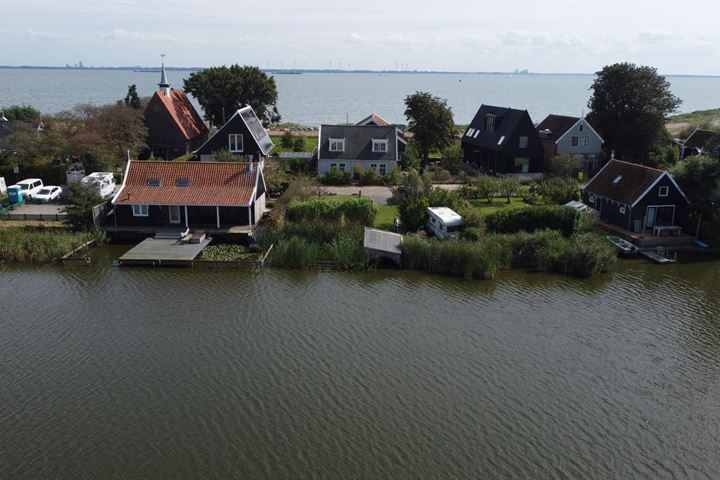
[0,227,102,263]
[667,107,720,136]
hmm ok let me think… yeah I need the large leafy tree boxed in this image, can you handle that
[587,63,681,162]
[394,168,432,231]
[671,155,720,245]
[404,92,455,166]
[183,65,280,126]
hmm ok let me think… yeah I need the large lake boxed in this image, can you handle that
[2,69,720,125]
[2,246,720,479]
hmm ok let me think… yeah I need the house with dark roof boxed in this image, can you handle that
[194,106,274,162]
[462,105,544,174]
[536,114,604,173]
[110,160,266,231]
[679,128,720,158]
[143,63,208,159]
[583,159,690,233]
[317,124,405,175]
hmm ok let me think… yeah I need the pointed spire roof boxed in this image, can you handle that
[159,60,169,88]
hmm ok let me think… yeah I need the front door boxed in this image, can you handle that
[645,206,674,228]
[169,205,181,224]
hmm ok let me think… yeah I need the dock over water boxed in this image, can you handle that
[118,236,211,266]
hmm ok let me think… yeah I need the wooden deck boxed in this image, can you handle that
[118,237,212,266]
[598,221,695,248]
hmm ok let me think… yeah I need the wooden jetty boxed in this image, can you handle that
[118,233,211,266]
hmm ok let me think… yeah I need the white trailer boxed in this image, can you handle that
[81,172,116,198]
[426,207,463,239]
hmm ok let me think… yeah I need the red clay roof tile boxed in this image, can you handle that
[155,89,208,140]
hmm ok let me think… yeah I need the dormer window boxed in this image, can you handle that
[613,175,623,184]
[659,186,669,197]
[229,134,244,152]
[146,178,161,187]
[329,138,345,152]
[372,139,388,153]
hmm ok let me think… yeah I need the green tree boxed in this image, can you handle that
[671,155,720,245]
[395,168,432,231]
[547,154,580,177]
[404,92,455,166]
[123,84,141,109]
[587,63,681,162]
[440,141,464,174]
[184,65,280,126]
[292,135,306,152]
[498,177,521,204]
[281,130,294,148]
[400,141,421,170]
[63,184,103,230]
[473,175,498,203]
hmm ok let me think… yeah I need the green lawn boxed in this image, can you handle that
[270,135,318,154]
[468,197,527,215]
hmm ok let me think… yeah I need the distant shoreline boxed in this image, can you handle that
[1,65,719,78]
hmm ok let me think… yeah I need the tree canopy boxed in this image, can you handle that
[404,92,455,165]
[2,104,41,122]
[183,65,280,127]
[123,84,141,109]
[587,63,681,162]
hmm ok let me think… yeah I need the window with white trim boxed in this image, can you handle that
[379,164,387,175]
[329,138,345,152]
[619,205,626,214]
[132,204,149,217]
[228,134,244,152]
[571,136,579,146]
[338,163,346,171]
[485,114,496,132]
[659,186,669,197]
[581,136,590,146]
[369,163,377,171]
[372,139,388,153]
[518,136,528,149]
[330,163,337,169]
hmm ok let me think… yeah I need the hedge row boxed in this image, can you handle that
[485,205,580,237]
[285,196,377,225]
[0,164,68,185]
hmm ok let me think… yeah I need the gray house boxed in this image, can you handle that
[537,115,604,174]
[317,124,405,175]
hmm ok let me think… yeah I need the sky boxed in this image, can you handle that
[2,0,720,75]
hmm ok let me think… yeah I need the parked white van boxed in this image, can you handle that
[426,207,463,239]
[81,172,116,198]
[10,178,44,199]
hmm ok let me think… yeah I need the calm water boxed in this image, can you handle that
[2,247,720,479]
[2,68,720,125]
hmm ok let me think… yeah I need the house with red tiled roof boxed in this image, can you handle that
[583,159,689,233]
[110,160,266,230]
[143,62,208,159]
[356,113,390,127]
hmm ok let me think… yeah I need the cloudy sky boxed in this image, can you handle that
[2,0,719,75]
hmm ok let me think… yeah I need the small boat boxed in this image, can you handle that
[607,235,638,256]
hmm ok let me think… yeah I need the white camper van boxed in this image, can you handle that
[426,207,463,239]
[81,172,116,199]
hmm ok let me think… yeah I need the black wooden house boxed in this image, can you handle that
[194,106,274,162]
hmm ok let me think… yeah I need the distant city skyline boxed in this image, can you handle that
[2,0,720,76]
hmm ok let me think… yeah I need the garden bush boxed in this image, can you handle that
[285,196,376,225]
[320,167,352,185]
[536,177,581,204]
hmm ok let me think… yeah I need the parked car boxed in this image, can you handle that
[81,172,116,199]
[10,178,44,199]
[33,186,63,203]
[426,206,463,239]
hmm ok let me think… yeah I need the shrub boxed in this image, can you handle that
[360,168,382,186]
[398,196,428,232]
[460,227,481,241]
[270,235,320,269]
[485,205,580,236]
[428,166,452,183]
[440,141,464,174]
[292,135,306,152]
[63,183,103,230]
[281,130,294,148]
[320,166,352,185]
[547,154,581,177]
[0,227,101,263]
[427,187,460,210]
[498,177,521,203]
[561,234,616,277]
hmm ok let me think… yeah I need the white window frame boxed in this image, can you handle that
[372,139,388,153]
[581,136,590,146]
[330,162,338,170]
[659,186,669,197]
[486,115,496,132]
[132,204,149,217]
[329,138,345,152]
[518,136,528,149]
[338,163,346,172]
[228,134,244,153]
[379,164,387,175]
[369,163,377,172]
[619,205,626,214]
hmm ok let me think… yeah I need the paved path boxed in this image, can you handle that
[4,203,67,220]
[324,184,465,204]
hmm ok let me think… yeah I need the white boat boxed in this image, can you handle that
[606,235,638,255]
